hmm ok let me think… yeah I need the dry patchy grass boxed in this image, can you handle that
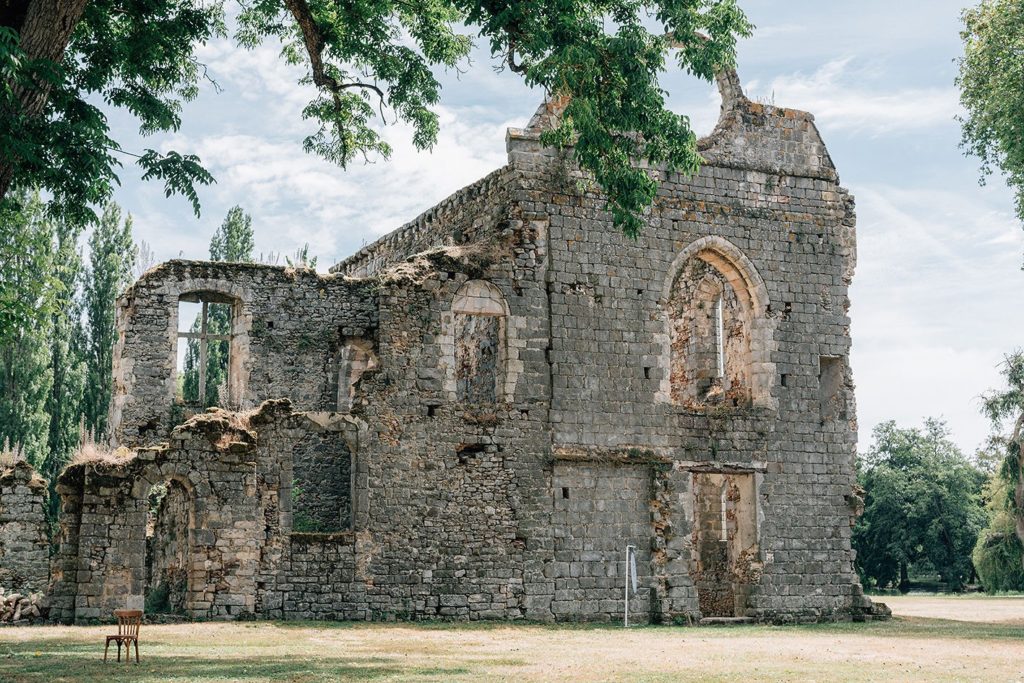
[0,596,1022,682]
[882,593,1024,624]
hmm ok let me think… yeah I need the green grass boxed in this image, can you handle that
[0,598,1021,682]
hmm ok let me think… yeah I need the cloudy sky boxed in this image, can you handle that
[103,0,1024,455]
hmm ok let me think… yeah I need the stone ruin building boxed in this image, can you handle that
[39,70,884,625]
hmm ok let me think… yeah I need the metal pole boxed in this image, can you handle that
[624,545,629,628]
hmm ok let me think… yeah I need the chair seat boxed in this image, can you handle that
[106,635,137,642]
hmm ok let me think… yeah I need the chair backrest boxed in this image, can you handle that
[114,609,143,638]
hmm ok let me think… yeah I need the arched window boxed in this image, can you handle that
[663,237,775,409]
[450,280,507,404]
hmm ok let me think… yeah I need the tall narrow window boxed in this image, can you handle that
[714,295,725,380]
[177,293,234,407]
[719,485,728,542]
[451,280,507,404]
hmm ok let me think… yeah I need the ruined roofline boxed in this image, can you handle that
[328,164,519,275]
[508,68,838,184]
[330,69,839,278]
[58,399,295,486]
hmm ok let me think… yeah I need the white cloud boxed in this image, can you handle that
[158,102,515,266]
[120,31,534,268]
[853,344,1003,454]
[745,58,960,135]
[849,182,1024,452]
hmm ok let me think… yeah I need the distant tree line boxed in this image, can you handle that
[0,193,135,521]
[854,358,1024,593]
[853,419,987,592]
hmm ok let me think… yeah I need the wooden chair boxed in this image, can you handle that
[104,610,142,663]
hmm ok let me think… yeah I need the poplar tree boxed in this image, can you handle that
[82,202,136,439]
[42,212,87,509]
[0,191,56,466]
[209,206,255,263]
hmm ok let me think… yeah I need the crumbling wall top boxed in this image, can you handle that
[329,165,522,277]
[0,461,46,490]
[507,67,837,182]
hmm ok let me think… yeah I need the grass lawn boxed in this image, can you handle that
[0,596,1022,682]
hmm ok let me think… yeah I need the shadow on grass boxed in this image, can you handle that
[0,641,472,683]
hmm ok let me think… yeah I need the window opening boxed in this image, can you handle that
[720,486,728,542]
[714,295,725,379]
[818,356,845,422]
[335,338,377,412]
[452,281,506,404]
[177,294,233,407]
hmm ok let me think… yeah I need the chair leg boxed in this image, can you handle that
[116,641,121,662]
[104,640,109,662]
[134,639,139,663]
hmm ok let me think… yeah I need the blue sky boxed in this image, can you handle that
[103,0,1024,455]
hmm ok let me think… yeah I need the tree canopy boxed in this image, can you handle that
[0,0,751,237]
[853,419,987,592]
[82,202,136,439]
[958,0,1024,234]
[978,351,1024,571]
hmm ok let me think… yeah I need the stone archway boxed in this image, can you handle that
[659,236,777,410]
[141,476,195,615]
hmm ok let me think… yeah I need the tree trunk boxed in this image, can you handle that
[0,0,91,201]
[898,561,910,594]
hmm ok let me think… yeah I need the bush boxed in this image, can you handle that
[145,581,171,614]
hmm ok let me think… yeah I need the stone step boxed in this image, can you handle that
[699,616,754,626]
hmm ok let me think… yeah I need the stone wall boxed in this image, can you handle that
[52,405,287,622]
[550,461,653,622]
[109,262,377,446]
[500,74,864,622]
[66,69,876,625]
[0,462,48,591]
[331,166,519,278]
